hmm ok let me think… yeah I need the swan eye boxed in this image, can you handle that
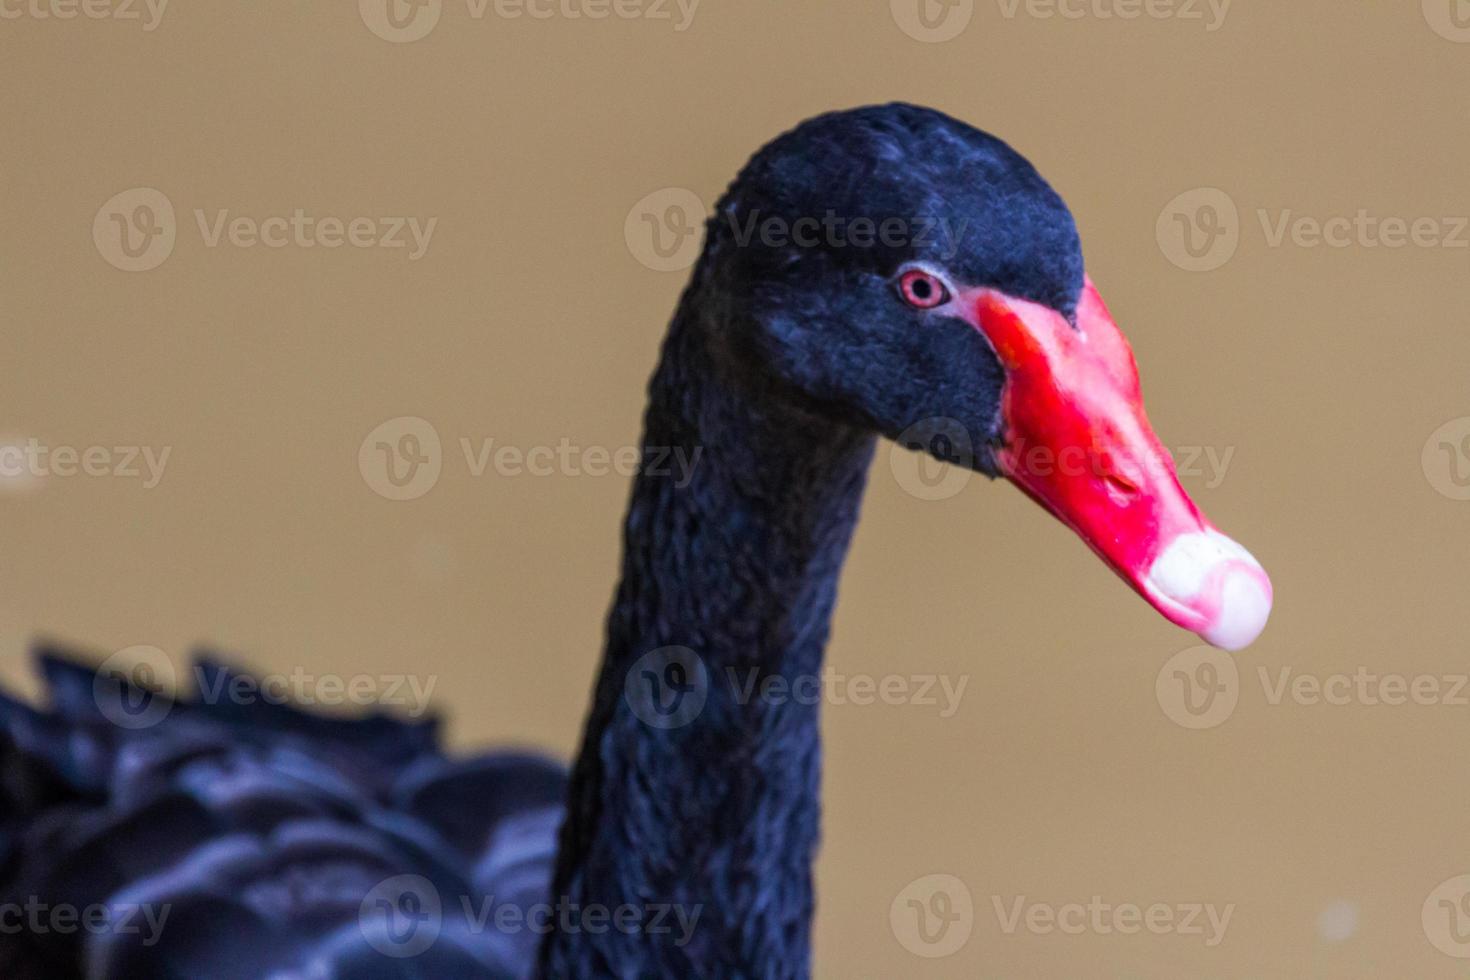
[897,269,950,310]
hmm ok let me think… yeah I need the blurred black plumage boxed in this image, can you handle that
[0,646,565,979]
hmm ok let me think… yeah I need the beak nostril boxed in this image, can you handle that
[1104,473,1139,500]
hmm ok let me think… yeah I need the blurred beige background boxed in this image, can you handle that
[3,1,1469,976]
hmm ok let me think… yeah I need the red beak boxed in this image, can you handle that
[961,277,1272,651]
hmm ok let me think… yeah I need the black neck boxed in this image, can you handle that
[539,303,876,978]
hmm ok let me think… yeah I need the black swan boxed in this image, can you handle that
[0,103,1272,979]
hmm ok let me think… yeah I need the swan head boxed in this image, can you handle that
[697,103,1272,651]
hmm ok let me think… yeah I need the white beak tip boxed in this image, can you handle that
[1198,566,1273,651]
[1146,530,1273,652]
